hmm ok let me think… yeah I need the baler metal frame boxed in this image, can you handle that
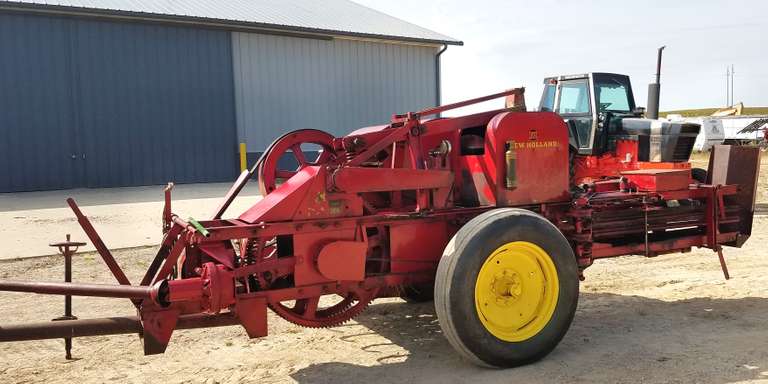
[0,88,760,367]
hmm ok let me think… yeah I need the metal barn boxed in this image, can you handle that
[0,0,460,192]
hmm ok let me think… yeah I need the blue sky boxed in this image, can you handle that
[355,0,768,112]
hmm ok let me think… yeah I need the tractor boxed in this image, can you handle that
[538,72,712,185]
[540,72,700,162]
[0,83,761,368]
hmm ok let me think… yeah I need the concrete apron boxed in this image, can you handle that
[0,183,262,260]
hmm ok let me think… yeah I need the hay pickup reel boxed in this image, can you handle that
[0,88,761,368]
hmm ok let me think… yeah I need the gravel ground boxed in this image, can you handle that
[1,217,767,384]
[0,154,765,383]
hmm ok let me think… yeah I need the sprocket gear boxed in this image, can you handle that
[239,237,375,328]
[268,289,374,328]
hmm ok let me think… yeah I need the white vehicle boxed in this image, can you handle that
[666,115,725,152]
[720,116,768,146]
[692,117,726,152]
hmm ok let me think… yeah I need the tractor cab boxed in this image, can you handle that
[540,72,699,162]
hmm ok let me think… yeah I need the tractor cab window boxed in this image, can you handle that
[540,84,556,111]
[556,80,590,114]
[556,79,592,151]
[595,78,631,113]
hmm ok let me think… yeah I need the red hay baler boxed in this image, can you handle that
[0,88,761,368]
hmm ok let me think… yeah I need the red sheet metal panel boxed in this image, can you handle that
[708,145,762,246]
[293,228,359,286]
[389,221,448,274]
[485,112,570,205]
[621,169,690,192]
[316,241,367,281]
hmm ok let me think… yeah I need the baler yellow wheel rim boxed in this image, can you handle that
[474,241,559,342]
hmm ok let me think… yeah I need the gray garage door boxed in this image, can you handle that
[0,14,238,192]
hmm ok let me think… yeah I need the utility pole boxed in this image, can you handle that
[725,64,735,107]
[731,64,735,106]
[726,66,730,106]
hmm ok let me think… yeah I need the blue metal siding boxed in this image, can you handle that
[0,13,238,192]
[232,32,438,150]
[73,20,238,187]
[0,14,79,191]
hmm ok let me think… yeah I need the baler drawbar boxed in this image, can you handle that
[0,88,760,368]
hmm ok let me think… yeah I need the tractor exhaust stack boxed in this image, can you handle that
[646,45,665,119]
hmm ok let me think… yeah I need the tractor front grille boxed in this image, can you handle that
[672,136,696,161]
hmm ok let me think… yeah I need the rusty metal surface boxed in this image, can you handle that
[67,198,133,288]
[708,145,761,246]
[49,234,86,359]
[0,280,153,299]
[0,313,239,342]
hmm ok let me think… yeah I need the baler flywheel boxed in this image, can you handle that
[257,129,337,195]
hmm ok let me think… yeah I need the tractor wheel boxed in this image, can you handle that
[691,168,708,184]
[434,208,579,368]
[400,283,434,303]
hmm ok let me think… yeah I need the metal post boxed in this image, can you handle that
[730,64,735,106]
[725,67,731,108]
[50,234,86,360]
[435,44,448,116]
[716,247,730,280]
[239,142,248,172]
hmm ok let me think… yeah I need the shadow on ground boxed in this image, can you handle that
[291,293,768,384]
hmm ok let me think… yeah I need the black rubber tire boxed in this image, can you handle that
[434,208,579,368]
[400,283,434,303]
[691,168,708,184]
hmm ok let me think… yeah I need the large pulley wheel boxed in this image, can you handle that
[258,129,336,195]
[435,208,579,368]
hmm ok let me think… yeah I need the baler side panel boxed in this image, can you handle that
[389,222,450,274]
[486,112,571,205]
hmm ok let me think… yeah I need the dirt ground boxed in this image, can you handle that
[1,218,767,384]
[0,155,766,384]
